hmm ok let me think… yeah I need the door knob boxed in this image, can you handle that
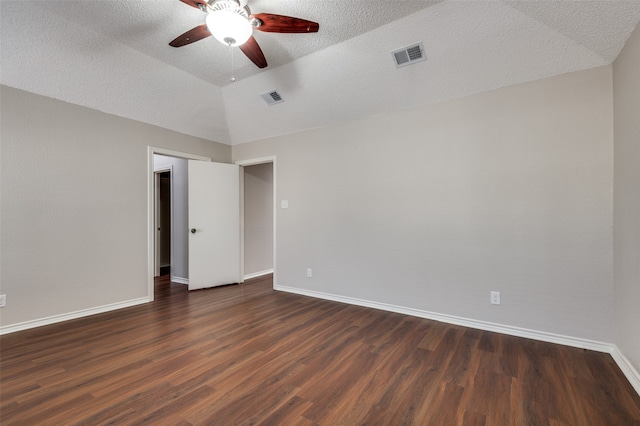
[191,228,197,234]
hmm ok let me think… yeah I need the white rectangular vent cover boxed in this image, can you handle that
[392,42,426,68]
[261,90,284,106]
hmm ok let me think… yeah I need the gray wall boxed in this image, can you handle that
[154,155,189,282]
[613,23,640,379]
[233,66,614,343]
[0,85,230,327]
[243,163,274,276]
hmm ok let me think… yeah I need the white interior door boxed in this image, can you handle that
[188,160,240,290]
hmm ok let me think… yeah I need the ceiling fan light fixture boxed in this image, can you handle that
[171,0,320,69]
[206,9,252,47]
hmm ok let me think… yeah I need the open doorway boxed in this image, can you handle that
[153,155,190,286]
[150,148,210,301]
[238,157,276,286]
[242,162,274,280]
[155,170,171,277]
[148,148,277,301]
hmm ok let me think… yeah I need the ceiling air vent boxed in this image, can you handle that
[392,42,426,68]
[261,90,284,106]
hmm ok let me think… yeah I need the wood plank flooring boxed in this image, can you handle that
[2,274,639,425]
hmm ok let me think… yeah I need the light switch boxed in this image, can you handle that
[281,200,289,209]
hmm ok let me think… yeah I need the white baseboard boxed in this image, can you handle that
[171,276,189,285]
[244,269,274,280]
[0,297,150,335]
[274,284,639,396]
[610,345,640,396]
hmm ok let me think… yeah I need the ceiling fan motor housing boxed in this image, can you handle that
[209,0,250,18]
[207,0,248,6]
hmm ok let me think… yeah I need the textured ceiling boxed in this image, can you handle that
[2,1,640,145]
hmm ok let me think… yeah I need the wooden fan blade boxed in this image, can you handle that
[179,0,208,9]
[169,24,211,47]
[251,13,319,33]
[239,36,268,68]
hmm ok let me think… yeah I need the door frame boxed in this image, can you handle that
[147,147,210,301]
[154,165,173,277]
[236,156,277,288]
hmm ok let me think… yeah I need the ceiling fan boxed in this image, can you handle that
[170,0,319,69]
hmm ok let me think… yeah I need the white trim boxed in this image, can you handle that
[244,269,274,280]
[274,285,615,352]
[236,156,276,167]
[0,297,150,335]
[236,156,277,288]
[148,147,212,302]
[171,276,189,285]
[152,147,210,162]
[239,166,245,282]
[153,165,173,173]
[274,284,640,396]
[610,345,640,396]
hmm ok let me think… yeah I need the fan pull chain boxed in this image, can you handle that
[229,44,236,83]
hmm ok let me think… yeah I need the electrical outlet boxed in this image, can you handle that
[0,294,6,308]
[306,268,313,278]
[490,291,501,305]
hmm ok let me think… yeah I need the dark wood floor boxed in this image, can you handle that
[2,275,639,425]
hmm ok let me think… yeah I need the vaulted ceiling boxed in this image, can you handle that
[2,1,640,145]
